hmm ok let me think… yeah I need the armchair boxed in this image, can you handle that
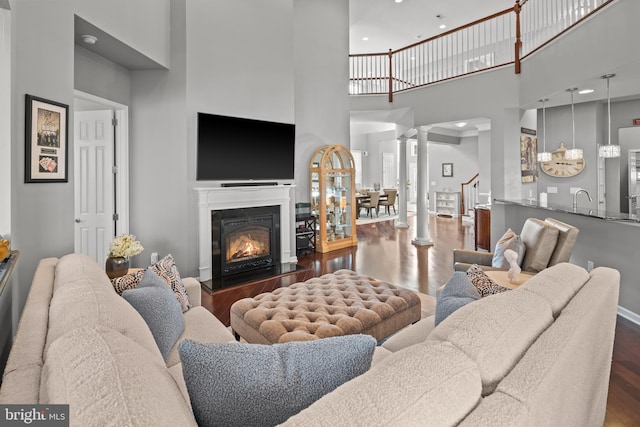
[453,217,579,273]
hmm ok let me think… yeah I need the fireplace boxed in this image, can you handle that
[210,205,280,289]
[195,185,297,286]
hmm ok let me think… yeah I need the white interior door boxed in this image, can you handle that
[409,163,417,203]
[382,152,395,188]
[74,110,114,265]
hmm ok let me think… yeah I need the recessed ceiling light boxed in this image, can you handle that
[81,34,97,45]
[439,24,447,29]
[455,122,467,128]
[578,89,594,94]
[395,0,403,3]
[362,37,369,41]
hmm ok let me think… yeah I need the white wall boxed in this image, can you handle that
[293,0,350,203]
[427,137,479,210]
[10,0,171,321]
[535,102,601,209]
[74,45,131,106]
[518,0,640,109]
[73,0,170,67]
[0,7,10,236]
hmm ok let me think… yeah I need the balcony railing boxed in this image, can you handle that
[349,0,615,102]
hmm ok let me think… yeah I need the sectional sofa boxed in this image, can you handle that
[0,253,619,426]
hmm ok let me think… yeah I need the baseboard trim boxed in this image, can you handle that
[617,306,640,326]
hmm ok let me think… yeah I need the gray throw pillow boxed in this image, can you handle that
[179,334,377,427]
[492,228,526,268]
[122,269,185,362]
[435,272,481,326]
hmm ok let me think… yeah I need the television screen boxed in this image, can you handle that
[197,113,295,181]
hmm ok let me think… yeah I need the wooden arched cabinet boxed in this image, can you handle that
[309,145,357,253]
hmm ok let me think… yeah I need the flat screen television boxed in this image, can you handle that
[197,112,295,181]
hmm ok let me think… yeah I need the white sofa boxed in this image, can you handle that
[0,253,620,426]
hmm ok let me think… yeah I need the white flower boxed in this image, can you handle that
[108,234,144,258]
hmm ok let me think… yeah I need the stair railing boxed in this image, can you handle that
[461,173,480,216]
[349,0,615,101]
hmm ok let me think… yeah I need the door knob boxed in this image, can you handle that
[75,218,81,223]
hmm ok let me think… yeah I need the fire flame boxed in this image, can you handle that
[229,234,266,260]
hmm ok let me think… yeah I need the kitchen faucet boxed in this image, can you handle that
[573,188,592,210]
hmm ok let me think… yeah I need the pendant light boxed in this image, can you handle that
[564,88,584,160]
[599,73,621,158]
[537,98,552,162]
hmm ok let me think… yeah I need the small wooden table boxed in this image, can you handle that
[485,270,535,289]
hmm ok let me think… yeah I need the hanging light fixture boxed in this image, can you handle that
[599,73,621,158]
[564,88,583,160]
[537,98,552,162]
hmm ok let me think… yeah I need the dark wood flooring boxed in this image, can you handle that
[200,213,640,426]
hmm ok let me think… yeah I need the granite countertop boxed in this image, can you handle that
[494,198,640,224]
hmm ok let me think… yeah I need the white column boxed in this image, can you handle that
[396,138,409,228]
[412,127,433,246]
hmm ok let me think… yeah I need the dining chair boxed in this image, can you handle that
[379,189,398,215]
[360,191,380,218]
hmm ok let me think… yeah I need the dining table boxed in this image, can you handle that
[355,191,388,219]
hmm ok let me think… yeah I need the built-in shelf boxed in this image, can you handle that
[435,191,461,216]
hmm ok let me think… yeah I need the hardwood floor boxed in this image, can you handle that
[200,212,640,425]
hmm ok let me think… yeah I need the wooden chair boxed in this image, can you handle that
[359,191,380,218]
[379,188,398,215]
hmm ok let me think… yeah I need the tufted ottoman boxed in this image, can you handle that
[230,270,422,344]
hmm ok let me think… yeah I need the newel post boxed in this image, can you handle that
[388,49,393,103]
[514,1,522,74]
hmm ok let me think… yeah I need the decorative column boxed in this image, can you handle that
[412,127,433,246]
[396,137,409,228]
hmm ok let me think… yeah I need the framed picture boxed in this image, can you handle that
[442,163,453,177]
[25,94,68,183]
[520,134,538,183]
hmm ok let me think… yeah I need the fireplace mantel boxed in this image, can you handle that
[195,185,297,282]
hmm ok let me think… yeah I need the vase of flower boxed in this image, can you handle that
[105,256,129,279]
[106,234,144,279]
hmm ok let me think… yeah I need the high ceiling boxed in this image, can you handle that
[349,0,514,135]
[349,0,515,54]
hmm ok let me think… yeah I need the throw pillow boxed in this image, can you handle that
[435,272,481,326]
[111,268,146,294]
[122,269,185,362]
[466,264,510,297]
[111,254,191,312]
[151,254,191,312]
[491,228,526,269]
[179,334,377,427]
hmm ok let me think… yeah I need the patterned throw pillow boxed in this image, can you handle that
[150,255,191,312]
[466,264,510,297]
[111,268,146,294]
[111,254,191,312]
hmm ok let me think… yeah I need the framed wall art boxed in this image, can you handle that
[520,130,538,183]
[25,94,68,183]
[442,162,453,177]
